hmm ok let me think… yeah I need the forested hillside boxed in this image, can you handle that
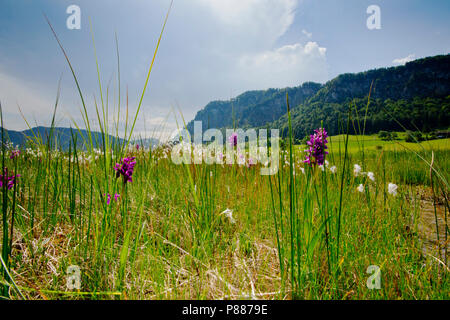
[187,82,322,131]
[188,54,450,139]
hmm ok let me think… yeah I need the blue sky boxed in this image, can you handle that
[0,0,449,139]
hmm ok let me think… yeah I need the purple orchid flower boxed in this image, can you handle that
[229,132,238,147]
[10,149,20,160]
[0,168,20,190]
[114,157,136,184]
[303,128,328,166]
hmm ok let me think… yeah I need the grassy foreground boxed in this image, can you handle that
[0,132,448,300]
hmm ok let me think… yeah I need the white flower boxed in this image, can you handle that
[318,165,325,171]
[354,164,362,177]
[357,184,364,193]
[221,208,236,224]
[367,172,375,182]
[324,160,329,167]
[329,165,337,174]
[388,183,398,196]
[299,167,305,175]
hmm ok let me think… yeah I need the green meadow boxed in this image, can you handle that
[327,134,450,154]
[0,126,448,299]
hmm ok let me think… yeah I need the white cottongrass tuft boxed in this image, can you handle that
[388,183,398,196]
[221,208,236,224]
[367,172,375,182]
[329,165,337,174]
[354,164,362,177]
[357,184,364,193]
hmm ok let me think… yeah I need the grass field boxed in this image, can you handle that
[299,135,450,187]
[327,134,450,154]
[0,129,448,300]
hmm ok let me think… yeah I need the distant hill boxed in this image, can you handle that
[187,82,322,132]
[0,126,159,150]
[188,54,450,139]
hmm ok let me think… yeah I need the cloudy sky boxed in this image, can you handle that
[0,0,449,140]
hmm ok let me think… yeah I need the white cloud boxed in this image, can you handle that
[196,0,298,45]
[302,29,313,38]
[132,114,177,142]
[165,0,328,100]
[0,70,57,129]
[393,54,415,65]
[237,41,328,89]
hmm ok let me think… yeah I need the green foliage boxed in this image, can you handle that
[275,95,450,139]
[378,130,398,141]
[0,129,448,299]
[405,131,424,143]
[378,130,390,140]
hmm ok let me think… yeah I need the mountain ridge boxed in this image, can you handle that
[0,126,159,150]
[187,54,450,138]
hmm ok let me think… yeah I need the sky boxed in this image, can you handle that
[0,0,449,140]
